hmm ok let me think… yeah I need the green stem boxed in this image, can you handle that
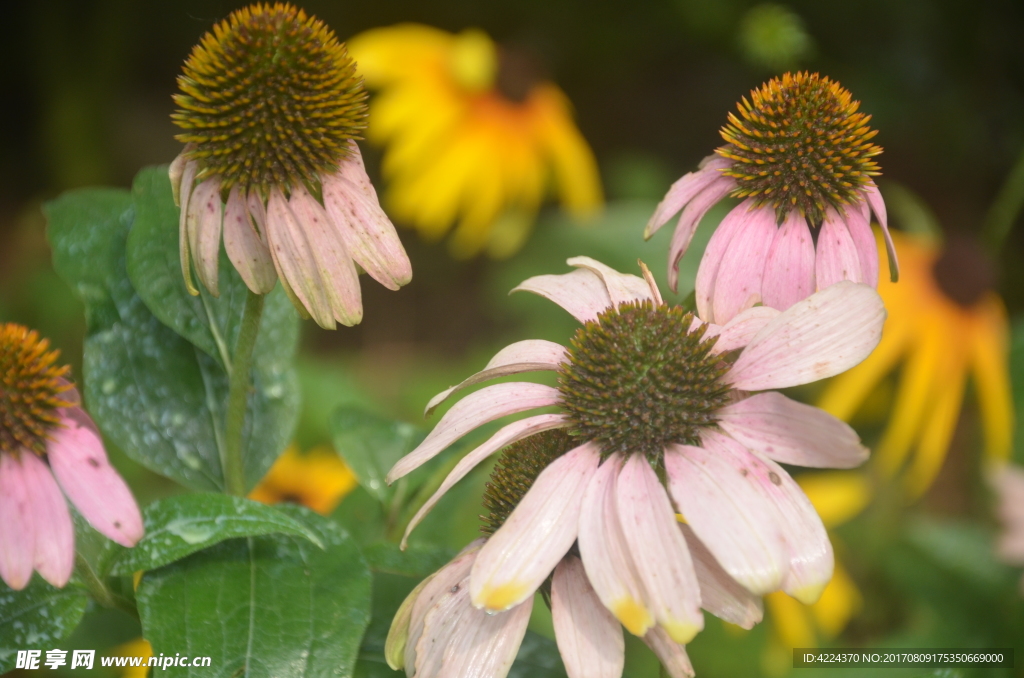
[223,290,265,496]
[75,553,138,620]
[984,142,1024,250]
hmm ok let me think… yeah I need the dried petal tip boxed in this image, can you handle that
[717,71,882,225]
[172,3,367,196]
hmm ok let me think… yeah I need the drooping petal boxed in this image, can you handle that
[552,555,625,678]
[246,189,269,242]
[578,455,653,637]
[266,188,335,328]
[178,160,200,296]
[401,414,570,547]
[864,181,899,281]
[668,176,736,292]
[387,382,562,483]
[567,256,654,306]
[761,210,815,312]
[168,150,188,207]
[615,454,703,644]
[710,206,778,325]
[385,575,432,670]
[471,442,601,611]
[223,186,276,294]
[642,627,695,678]
[20,453,74,588]
[694,200,761,322]
[426,593,531,678]
[185,176,223,297]
[646,157,732,238]
[512,268,612,322]
[48,408,144,547]
[0,453,35,590]
[679,523,763,629]
[289,185,363,327]
[425,340,566,416]
[718,392,868,469]
[712,306,781,354]
[728,281,886,391]
[815,209,863,290]
[845,203,879,287]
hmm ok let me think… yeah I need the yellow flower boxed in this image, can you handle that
[109,638,152,678]
[348,24,603,258]
[819,230,1014,498]
[248,445,358,515]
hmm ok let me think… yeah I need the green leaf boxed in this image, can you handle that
[137,506,372,678]
[1011,316,1024,465]
[331,407,423,505]
[508,631,569,678]
[107,494,325,575]
[362,541,453,578]
[0,578,89,672]
[45,176,300,491]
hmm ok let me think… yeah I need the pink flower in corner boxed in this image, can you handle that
[385,257,885,675]
[646,72,899,325]
[0,324,143,591]
[992,464,1024,594]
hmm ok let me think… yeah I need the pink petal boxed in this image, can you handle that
[718,392,868,468]
[401,414,570,548]
[246,190,269,242]
[425,340,566,416]
[168,150,188,207]
[334,140,384,204]
[178,160,200,296]
[222,186,276,294]
[710,206,778,325]
[815,209,863,290]
[289,185,363,327]
[512,268,612,323]
[694,200,761,322]
[761,211,815,312]
[552,555,625,678]
[322,168,412,291]
[387,382,562,483]
[0,453,35,590]
[679,523,763,629]
[864,181,899,282]
[845,202,879,287]
[668,176,736,292]
[578,455,653,637]
[185,177,223,297]
[712,306,781,354]
[727,281,886,391]
[645,157,730,239]
[407,544,481,672]
[615,454,703,643]
[567,256,655,306]
[266,188,335,328]
[48,408,144,547]
[20,453,74,588]
[470,442,601,611]
[642,627,695,678]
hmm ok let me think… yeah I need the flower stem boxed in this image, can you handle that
[984,142,1024,250]
[75,553,138,620]
[223,290,265,496]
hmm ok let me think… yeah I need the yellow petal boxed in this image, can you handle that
[797,471,871,528]
[969,296,1014,465]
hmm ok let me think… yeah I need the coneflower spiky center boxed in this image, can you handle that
[0,324,73,456]
[717,71,882,225]
[172,2,367,197]
[558,301,731,461]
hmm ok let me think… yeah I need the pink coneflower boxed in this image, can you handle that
[170,4,411,329]
[992,464,1024,594]
[386,257,884,670]
[646,72,899,325]
[0,324,143,591]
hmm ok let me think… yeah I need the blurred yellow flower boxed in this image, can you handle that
[248,445,358,515]
[819,230,1014,498]
[110,638,152,678]
[348,24,603,258]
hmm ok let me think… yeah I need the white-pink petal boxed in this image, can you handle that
[642,626,695,678]
[727,281,886,391]
[718,392,868,469]
[387,382,562,483]
[615,454,703,644]
[761,210,815,312]
[709,206,777,325]
[407,544,481,672]
[864,181,899,281]
[266,188,335,328]
[668,176,736,292]
[844,203,879,287]
[177,160,199,296]
[512,268,612,323]
[186,177,223,297]
[0,453,35,590]
[223,186,276,294]
[679,523,763,629]
[470,442,601,611]
[566,256,654,307]
[712,306,781,354]
[425,340,566,416]
[552,555,625,678]
[694,200,760,323]
[20,453,74,588]
[815,209,863,290]
[400,414,570,548]
[48,408,144,547]
[645,156,730,239]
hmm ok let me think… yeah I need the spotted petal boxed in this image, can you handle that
[552,555,625,678]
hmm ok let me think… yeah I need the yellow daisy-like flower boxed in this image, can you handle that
[348,24,603,258]
[819,230,1014,498]
[248,444,358,515]
[109,638,153,678]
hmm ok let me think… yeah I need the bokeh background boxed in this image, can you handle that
[2,0,1024,676]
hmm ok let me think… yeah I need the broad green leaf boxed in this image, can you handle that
[46,181,300,491]
[508,631,569,678]
[137,506,371,678]
[332,407,423,505]
[0,578,89,672]
[107,494,324,575]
